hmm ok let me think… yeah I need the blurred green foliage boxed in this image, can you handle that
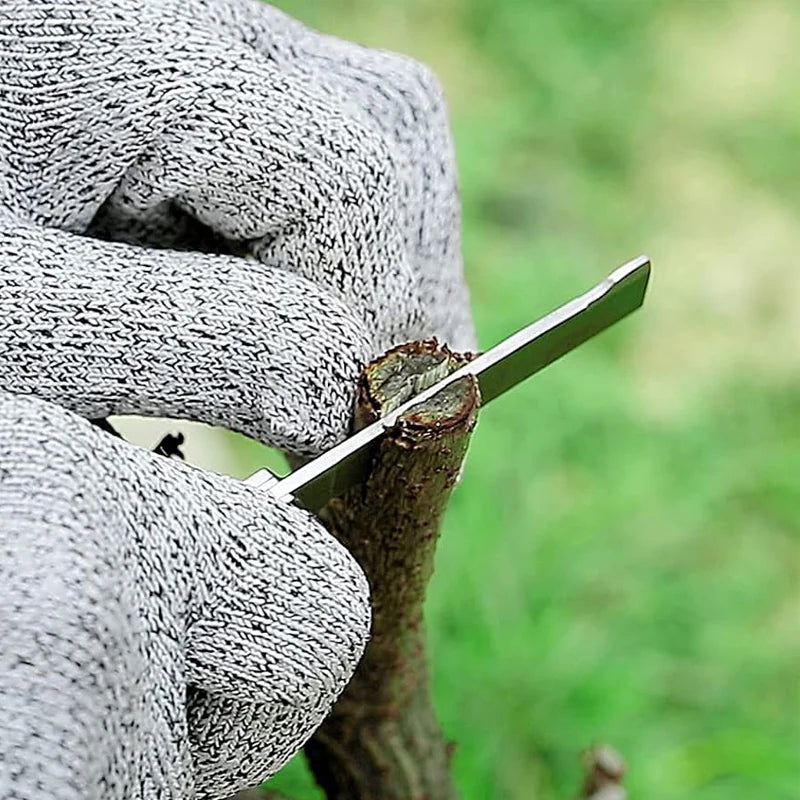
[228,1,800,797]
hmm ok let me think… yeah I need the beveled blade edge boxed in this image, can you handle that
[246,255,651,510]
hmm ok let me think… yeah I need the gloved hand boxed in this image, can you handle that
[0,393,371,799]
[0,0,476,798]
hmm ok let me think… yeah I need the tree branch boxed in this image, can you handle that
[579,745,627,800]
[303,339,479,800]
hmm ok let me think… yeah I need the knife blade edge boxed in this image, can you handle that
[245,254,650,510]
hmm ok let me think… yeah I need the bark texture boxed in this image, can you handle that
[302,339,480,800]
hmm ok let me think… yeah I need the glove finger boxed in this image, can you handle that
[176,474,370,714]
[186,693,299,798]
[192,0,476,351]
[0,392,370,794]
[100,43,425,354]
[292,36,478,351]
[186,692,332,798]
[0,217,371,456]
[126,415,371,794]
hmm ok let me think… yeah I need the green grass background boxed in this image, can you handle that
[224,1,800,797]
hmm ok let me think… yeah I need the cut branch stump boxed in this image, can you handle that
[301,339,480,800]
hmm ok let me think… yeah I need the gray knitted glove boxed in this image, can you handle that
[0,392,370,799]
[0,0,475,798]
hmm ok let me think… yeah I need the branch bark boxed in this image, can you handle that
[579,745,627,800]
[302,339,480,800]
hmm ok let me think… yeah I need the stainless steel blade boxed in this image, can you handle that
[245,254,651,510]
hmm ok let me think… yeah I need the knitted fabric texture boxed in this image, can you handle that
[0,0,475,797]
[0,394,370,798]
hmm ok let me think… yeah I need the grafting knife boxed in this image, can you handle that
[245,254,651,511]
